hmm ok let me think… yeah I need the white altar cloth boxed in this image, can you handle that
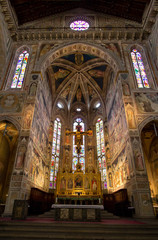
[51,204,104,209]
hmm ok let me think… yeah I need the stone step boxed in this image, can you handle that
[38,211,55,218]
[1,226,158,234]
[0,230,158,240]
[1,221,158,240]
[101,210,120,219]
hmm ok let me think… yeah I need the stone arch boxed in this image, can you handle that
[0,119,19,208]
[53,97,68,118]
[71,115,87,129]
[140,119,158,199]
[138,115,158,134]
[0,116,21,132]
[93,115,105,127]
[36,42,124,74]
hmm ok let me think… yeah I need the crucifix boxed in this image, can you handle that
[66,124,93,170]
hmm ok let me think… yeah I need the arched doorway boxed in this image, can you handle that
[141,120,158,215]
[0,121,19,213]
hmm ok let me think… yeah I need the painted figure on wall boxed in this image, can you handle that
[15,145,26,169]
[108,173,113,187]
[23,110,33,129]
[29,83,37,96]
[132,138,144,171]
[134,93,158,113]
[23,105,34,129]
[122,82,131,96]
[126,107,136,129]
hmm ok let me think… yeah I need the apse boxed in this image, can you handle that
[0,121,19,204]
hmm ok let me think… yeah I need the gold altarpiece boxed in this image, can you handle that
[56,171,102,197]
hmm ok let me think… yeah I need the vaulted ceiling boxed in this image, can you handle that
[46,51,113,109]
[10,0,151,25]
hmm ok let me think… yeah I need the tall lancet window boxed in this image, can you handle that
[72,118,85,172]
[11,50,29,88]
[96,118,107,189]
[131,49,150,88]
[49,118,61,189]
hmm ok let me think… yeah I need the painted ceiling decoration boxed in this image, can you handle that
[87,84,97,102]
[47,52,112,109]
[88,65,107,89]
[60,84,71,101]
[10,0,150,25]
[61,53,98,66]
[52,66,71,90]
[72,86,85,104]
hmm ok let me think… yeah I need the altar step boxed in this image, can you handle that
[101,210,120,220]
[38,209,55,218]
[38,209,119,220]
[0,221,158,240]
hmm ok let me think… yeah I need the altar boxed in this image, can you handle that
[52,204,104,221]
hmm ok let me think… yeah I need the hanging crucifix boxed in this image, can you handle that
[66,124,93,169]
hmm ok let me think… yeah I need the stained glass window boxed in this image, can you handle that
[96,118,107,189]
[49,118,61,189]
[70,20,89,31]
[72,118,85,172]
[11,50,29,89]
[131,49,149,88]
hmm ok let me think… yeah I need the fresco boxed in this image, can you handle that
[88,65,107,89]
[106,72,116,115]
[122,82,131,96]
[0,93,25,113]
[73,87,85,104]
[23,104,34,129]
[87,84,97,101]
[61,53,97,65]
[125,103,136,129]
[15,145,27,169]
[103,43,121,58]
[25,77,52,191]
[134,92,158,113]
[39,44,54,58]
[29,82,37,96]
[61,84,71,100]
[131,137,144,171]
[31,80,52,155]
[107,81,128,158]
[27,144,50,189]
[52,66,70,89]
[111,142,131,189]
